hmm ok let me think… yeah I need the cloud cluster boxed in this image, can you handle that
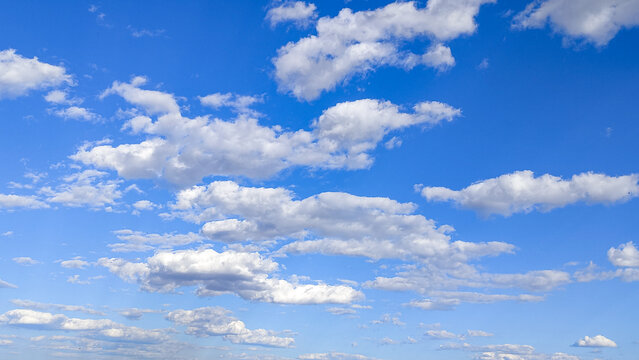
[98,248,362,304]
[0,49,71,98]
[167,306,294,347]
[273,0,493,100]
[40,169,122,209]
[108,229,202,252]
[514,0,639,46]
[0,309,168,343]
[0,194,49,209]
[420,170,639,216]
[71,77,460,184]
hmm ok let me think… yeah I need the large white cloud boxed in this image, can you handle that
[167,180,512,263]
[573,334,617,348]
[514,0,639,46]
[71,78,460,184]
[0,49,71,98]
[273,0,494,100]
[167,306,294,347]
[98,248,362,304]
[420,170,639,216]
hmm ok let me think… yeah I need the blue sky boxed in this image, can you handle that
[0,1,638,359]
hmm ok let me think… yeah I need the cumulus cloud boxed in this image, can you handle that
[0,194,49,209]
[607,241,639,267]
[40,169,122,209]
[72,78,460,184]
[420,170,639,216]
[406,291,544,311]
[273,0,493,100]
[573,334,617,348]
[44,89,82,105]
[0,49,71,98]
[0,309,168,343]
[167,180,511,264]
[266,1,318,28]
[59,258,90,269]
[132,200,160,211]
[298,353,378,360]
[514,0,639,46]
[439,342,579,360]
[199,92,263,116]
[118,308,159,320]
[98,248,362,304]
[167,306,294,347]
[107,229,202,252]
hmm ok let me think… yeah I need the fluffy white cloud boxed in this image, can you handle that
[573,334,617,348]
[266,1,317,28]
[439,342,578,360]
[167,180,511,264]
[98,248,362,304]
[420,170,639,216]
[44,89,82,105]
[426,329,459,339]
[514,0,639,46]
[0,49,71,98]
[0,194,49,209]
[273,0,493,100]
[132,200,159,211]
[167,306,294,347]
[0,309,168,343]
[118,308,159,320]
[199,92,263,116]
[40,170,122,208]
[10,299,105,316]
[72,78,460,184]
[607,241,639,267]
[407,291,544,311]
[108,229,202,252]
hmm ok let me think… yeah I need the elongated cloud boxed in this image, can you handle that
[420,170,639,216]
[167,306,294,347]
[0,194,49,209]
[266,1,317,28]
[273,0,493,100]
[0,49,71,98]
[98,248,362,304]
[72,77,460,184]
[514,0,639,46]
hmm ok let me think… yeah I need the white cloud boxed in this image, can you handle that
[426,329,458,339]
[199,92,263,116]
[573,335,617,348]
[514,0,639,46]
[607,241,639,267]
[0,49,71,98]
[72,78,460,184]
[0,194,49,209]
[167,306,294,347]
[0,309,168,343]
[44,89,82,105]
[10,299,105,316]
[273,0,493,100]
[420,170,639,216]
[407,291,544,311]
[266,1,318,28]
[468,330,494,337]
[298,353,378,360]
[12,257,39,265]
[108,229,202,252]
[1,231,13,236]
[54,106,99,121]
[40,170,122,209]
[132,200,159,211]
[118,308,159,320]
[60,259,90,269]
[166,180,511,264]
[98,248,362,304]
[0,278,17,288]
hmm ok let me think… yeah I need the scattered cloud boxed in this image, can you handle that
[573,335,617,348]
[12,257,39,265]
[420,170,639,216]
[0,49,71,99]
[266,1,318,28]
[10,299,105,316]
[273,0,494,100]
[514,0,639,46]
[167,306,294,347]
